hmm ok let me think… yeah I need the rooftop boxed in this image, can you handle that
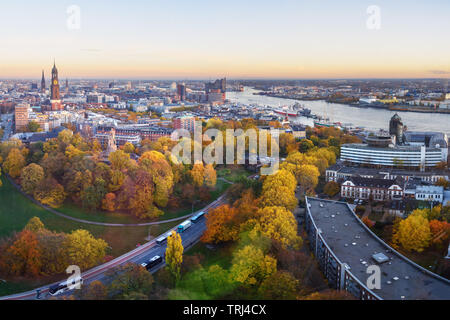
[342,143,443,152]
[306,197,450,300]
[415,185,444,194]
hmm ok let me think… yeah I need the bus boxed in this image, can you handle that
[190,211,205,223]
[49,276,84,296]
[177,220,192,233]
[141,255,163,271]
[156,231,173,245]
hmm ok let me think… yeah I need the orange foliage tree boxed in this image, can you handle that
[201,205,239,243]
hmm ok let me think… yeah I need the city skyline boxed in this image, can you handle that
[0,0,449,79]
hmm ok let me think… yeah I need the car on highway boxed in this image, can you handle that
[177,220,192,233]
[141,255,163,271]
[156,231,174,245]
[190,211,205,223]
[49,276,84,296]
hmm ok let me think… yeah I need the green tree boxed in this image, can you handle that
[27,121,41,133]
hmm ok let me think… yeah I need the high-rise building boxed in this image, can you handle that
[177,83,187,101]
[15,103,29,131]
[41,70,46,93]
[205,78,226,104]
[173,115,195,132]
[389,113,404,144]
[50,61,62,111]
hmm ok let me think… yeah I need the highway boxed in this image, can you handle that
[0,194,227,300]
[0,113,13,142]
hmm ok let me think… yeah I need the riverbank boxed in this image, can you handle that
[255,92,450,115]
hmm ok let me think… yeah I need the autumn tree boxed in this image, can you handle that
[5,230,42,276]
[108,263,154,300]
[279,133,299,156]
[255,206,302,249]
[302,289,355,300]
[109,170,125,192]
[429,220,450,246]
[108,150,130,171]
[57,129,74,146]
[295,164,320,194]
[190,163,205,187]
[323,181,340,197]
[34,177,66,208]
[26,121,41,132]
[37,229,68,275]
[139,151,174,208]
[260,169,298,211]
[257,271,299,300]
[20,163,44,194]
[63,229,108,270]
[203,164,217,188]
[3,148,26,178]
[392,210,431,252]
[102,193,116,212]
[24,217,45,233]
[202,205,239,243]
[166,231,184,282]
[230,245,277,286]
[79,280,108,300]
[122,142,135,154]
[81,178,107,211]
[435,178,449,188]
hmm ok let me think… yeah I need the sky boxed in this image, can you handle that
[0,0,449,79]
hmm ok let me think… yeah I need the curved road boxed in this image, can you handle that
[6,175,224,227]
[0,194,227,300]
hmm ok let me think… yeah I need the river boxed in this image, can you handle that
[227,87,450,136]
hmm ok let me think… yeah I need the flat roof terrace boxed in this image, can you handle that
[306,198,450,300]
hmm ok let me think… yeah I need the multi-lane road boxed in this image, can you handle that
[0,195,227,300]
[0,113,13,142]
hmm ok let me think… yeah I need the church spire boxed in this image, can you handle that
[41,70,46,93]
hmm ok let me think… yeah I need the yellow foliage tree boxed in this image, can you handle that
[256,206,302,249]
[20,163,44,194]
[295,164,320,194]
[139,151,174,207]
[165,231,184,281]
[260,169,298,211]
[63,229,108,270]
[3,148,26,178]
[190,163,205,187]
[203,164,217,188]
[230,245,277,286]
[392,211,431,252]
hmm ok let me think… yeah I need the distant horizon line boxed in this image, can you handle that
[1,77,449,82]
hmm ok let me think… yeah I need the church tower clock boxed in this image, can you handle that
[50,61,62,111]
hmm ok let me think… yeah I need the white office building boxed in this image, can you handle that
[415,185,444,203]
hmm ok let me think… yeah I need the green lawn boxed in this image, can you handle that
[217,166,253,183]
[185,241,234,269]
